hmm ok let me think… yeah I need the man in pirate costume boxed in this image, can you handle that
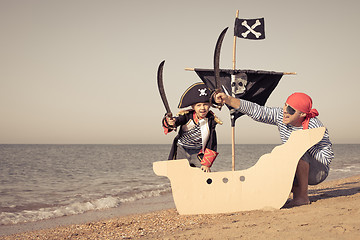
[215,92,334,207]
[163,82,222,172]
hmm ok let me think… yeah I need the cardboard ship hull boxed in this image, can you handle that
[153,127,325,215]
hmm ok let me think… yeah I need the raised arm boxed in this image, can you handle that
[215,92,241,109]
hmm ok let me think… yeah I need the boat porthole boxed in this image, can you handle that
[206,178,212,184]
[222,177,228,183]
[240,176,245,182]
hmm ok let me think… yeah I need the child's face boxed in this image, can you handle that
[192,102,210,119]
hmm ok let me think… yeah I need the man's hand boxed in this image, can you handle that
[215,92,241,109]
[215,92,228,105]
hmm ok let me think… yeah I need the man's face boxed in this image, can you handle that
[282,103,306,127]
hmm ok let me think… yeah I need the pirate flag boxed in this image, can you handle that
[234,18,265,40]
[195,69,282,126]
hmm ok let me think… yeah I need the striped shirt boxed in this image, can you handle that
[237,99,334,169]
[178,122,202,149]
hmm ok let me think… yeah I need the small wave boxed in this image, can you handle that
[0,185,171,225]
[331,165,360,173]
[118,185,171,203]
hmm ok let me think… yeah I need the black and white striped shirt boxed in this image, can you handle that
[178,122,202,149]
[237,100,334,169]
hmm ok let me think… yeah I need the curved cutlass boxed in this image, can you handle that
[157,60,172,118]
[212,27,228,110]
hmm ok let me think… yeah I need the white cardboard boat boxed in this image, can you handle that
[153,127,325,215]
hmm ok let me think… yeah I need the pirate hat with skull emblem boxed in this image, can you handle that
[178,82,210,108]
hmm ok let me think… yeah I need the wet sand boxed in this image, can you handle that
[1,175,360,239]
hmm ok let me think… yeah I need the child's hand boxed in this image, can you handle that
[166,117,176,126]
[200,165,211,173]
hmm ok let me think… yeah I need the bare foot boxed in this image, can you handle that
[282,198,310,208]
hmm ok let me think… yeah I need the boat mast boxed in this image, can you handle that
[231,10,239,171]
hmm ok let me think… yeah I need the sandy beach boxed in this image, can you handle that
[1,175,360,240]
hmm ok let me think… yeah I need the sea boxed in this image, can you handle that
[0,144,359,231]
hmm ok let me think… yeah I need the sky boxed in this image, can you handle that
[1,0,359,144]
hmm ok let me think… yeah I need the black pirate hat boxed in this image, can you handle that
[178,82,211,108]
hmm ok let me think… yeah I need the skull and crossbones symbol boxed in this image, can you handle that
[241,20,262,39]
[231,73,247,96]
[198,88,207,96]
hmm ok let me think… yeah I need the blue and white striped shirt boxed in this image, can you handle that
[237,100,334,169]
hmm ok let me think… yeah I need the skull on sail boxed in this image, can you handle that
[232,73,247,96]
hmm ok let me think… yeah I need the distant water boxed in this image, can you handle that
[0,144,359,226]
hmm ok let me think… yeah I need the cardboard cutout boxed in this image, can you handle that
[153,127,325,214]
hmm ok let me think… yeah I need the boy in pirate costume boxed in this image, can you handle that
[163,82,222,172]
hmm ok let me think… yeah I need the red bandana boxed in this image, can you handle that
[286,92,319,129]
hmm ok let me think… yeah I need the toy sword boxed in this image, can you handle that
[212,27,228,109]
[157,60,172,118]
